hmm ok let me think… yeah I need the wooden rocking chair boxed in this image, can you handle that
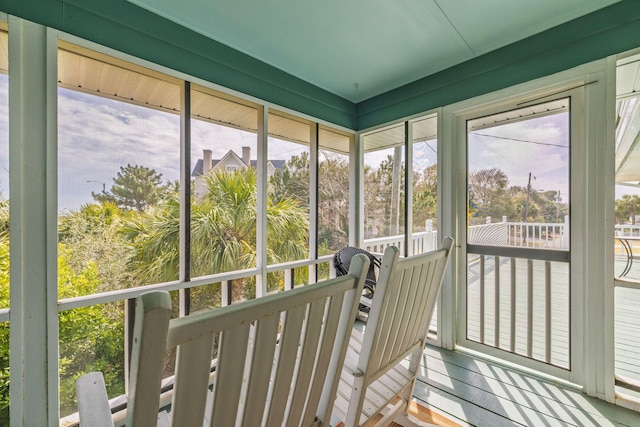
[332,237,454,427]
[76,254,370,427]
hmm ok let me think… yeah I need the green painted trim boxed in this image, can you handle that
[356,0,640,130]
[0,0,357,129]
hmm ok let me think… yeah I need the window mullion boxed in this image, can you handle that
[179,81,191,315]
[309,123,319,283]
[405,121,413,256]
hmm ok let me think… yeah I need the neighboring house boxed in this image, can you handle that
[192,146,285,198]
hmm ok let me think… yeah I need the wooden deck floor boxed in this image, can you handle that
[466,256,570,369]
[431,255,640,389]
[414,345,640,427]
[614,255,640,391]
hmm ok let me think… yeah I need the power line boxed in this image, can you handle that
[474,132,568,148]
[423,140,437,155]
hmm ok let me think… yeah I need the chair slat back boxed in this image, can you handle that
[126,254,369,427]
[126,291,172,427]
[358,237,453,383]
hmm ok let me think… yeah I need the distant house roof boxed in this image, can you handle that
[191,157,286,177]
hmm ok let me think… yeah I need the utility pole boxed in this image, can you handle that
[523,172,532,222]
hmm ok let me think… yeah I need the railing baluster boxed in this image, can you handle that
[308,264,317,285]
[519,224,523,246]
[480,256,485,343]
[545,261,552,363]
[222,280,232,306]
[527,259,533,358]
[510,258,516,353]
[545,225,549,247]
[494,255,500,348]
[285,268,294,291]
[124,297,136,394]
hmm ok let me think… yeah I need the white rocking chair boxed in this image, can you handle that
[332,237,454,427]
[76,254,370,427]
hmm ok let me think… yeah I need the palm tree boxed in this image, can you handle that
[123,168,309,289]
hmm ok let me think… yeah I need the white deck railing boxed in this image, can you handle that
[363,217,572,254]
[364,218,571,370]
[615,223,640,237]
[362,231,439,255]
[362,220,637,371]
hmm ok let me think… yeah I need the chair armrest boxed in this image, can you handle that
[76,372,115,427]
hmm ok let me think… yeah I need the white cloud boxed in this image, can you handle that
[1,83,576,211]
[58,89,182,210]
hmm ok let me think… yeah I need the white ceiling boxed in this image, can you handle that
[126,0,621,102]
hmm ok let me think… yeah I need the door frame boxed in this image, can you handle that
[439,59,614,399]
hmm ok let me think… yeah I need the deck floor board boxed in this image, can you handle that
[416,346,640,427]
[448,255,640,383]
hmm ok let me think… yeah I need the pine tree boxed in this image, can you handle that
[92,164,166,211]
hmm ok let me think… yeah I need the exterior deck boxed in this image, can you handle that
[367,228,640,396]
[415,345,640,427]
[407,252,640,427]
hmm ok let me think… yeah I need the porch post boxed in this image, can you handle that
[9,17,59,425]
[405,121,413,256]
[350,132,364,247]
[439,106,458,350]
[256,105,268,297]
[580,63,615,401]
[309,123,318,283]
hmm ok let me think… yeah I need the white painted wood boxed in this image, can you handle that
[127,292,172,427]
[449,63,617,388]
[510,258,516,353]
[221,280,230,306]
[351,132,364,247]
[287,299,326,422]
[438,106,456,351]
[8,17,59,426]
[545,261,552,363]
[334,238,453,426]
[480,257,485,343]
[405,121,414,256]
[57,253,334,312]
[581,60,615,401]
[419,345,640,427]
[211,323,250,426]
[171,333,214,426]
[494,256,500,348]
[527,259,534,358]
[241,315,279,425]
[284,268,294,291]
[310,122,319,265]
[256,105,268,298]
[264,307,305,426]
[76,253,369,426]
[76,372,114,427]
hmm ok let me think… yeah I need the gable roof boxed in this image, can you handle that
[191,155,286,177]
